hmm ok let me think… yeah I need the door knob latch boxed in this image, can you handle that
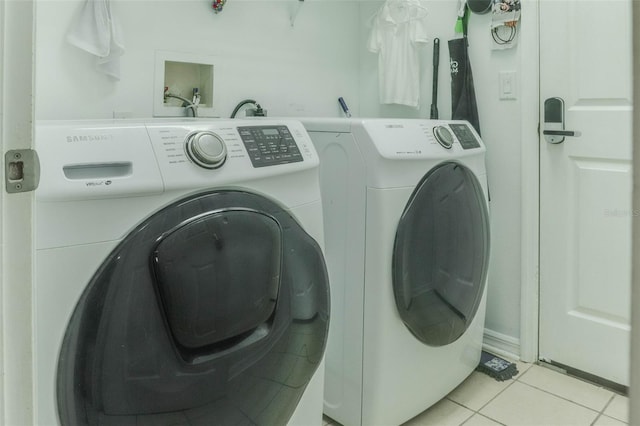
[543,97,581,144]
[4,149,40,193]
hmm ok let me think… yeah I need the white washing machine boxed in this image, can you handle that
[34,119,330,425]
[301,118,490,426]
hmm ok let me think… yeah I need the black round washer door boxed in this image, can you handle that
[57,190,330,426]
[392,162,490,347]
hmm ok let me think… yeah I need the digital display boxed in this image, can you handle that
[262,129,280,136]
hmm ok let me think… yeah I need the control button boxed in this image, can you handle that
[433,126,454,149]
[185,131,227,169]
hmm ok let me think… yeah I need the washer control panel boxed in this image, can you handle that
[238,126,303,168]
[35,119,319,202]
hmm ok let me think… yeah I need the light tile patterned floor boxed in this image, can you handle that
[323,361,629,426]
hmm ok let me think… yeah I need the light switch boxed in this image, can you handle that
[499,71,517,100]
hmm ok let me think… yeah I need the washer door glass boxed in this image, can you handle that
[57,190,330,425]
[392,162,490,347]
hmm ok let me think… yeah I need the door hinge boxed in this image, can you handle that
[5,149,40,193]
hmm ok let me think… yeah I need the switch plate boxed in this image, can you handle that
[499,71,517,100]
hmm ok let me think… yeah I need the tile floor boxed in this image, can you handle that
[322,360,629,426]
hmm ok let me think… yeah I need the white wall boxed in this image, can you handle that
[359,1,524,351]
[467,11,523,347]
[35,0,361,120]
[35,0,526,354]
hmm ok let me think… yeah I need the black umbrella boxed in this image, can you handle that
[449,6,481,135]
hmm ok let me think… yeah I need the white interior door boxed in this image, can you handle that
[539,0,633,387]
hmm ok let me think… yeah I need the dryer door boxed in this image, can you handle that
[392,162,490,346]
[57,190,329,425]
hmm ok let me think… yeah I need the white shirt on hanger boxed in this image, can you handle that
[368,0,429,108]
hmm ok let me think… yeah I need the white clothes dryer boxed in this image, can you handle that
[34,119,330,426]
[301,118,490,426]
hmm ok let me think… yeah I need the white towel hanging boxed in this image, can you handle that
[66,0,125,80]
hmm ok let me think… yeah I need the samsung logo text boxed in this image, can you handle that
[66,134,113,143]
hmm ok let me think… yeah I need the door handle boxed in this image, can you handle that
[542,130,582,137]
[543,97,581,144]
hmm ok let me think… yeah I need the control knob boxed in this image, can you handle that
[185,131,227,169]
[433,126,454,149]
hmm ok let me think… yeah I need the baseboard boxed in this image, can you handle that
[483,328,521,361]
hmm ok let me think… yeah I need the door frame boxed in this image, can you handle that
[630,2,640,424]
[518,0,540,364]
[0,0,36,423]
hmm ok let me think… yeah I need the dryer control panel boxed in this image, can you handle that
[358,119,485,160]
[449,123,481,150]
